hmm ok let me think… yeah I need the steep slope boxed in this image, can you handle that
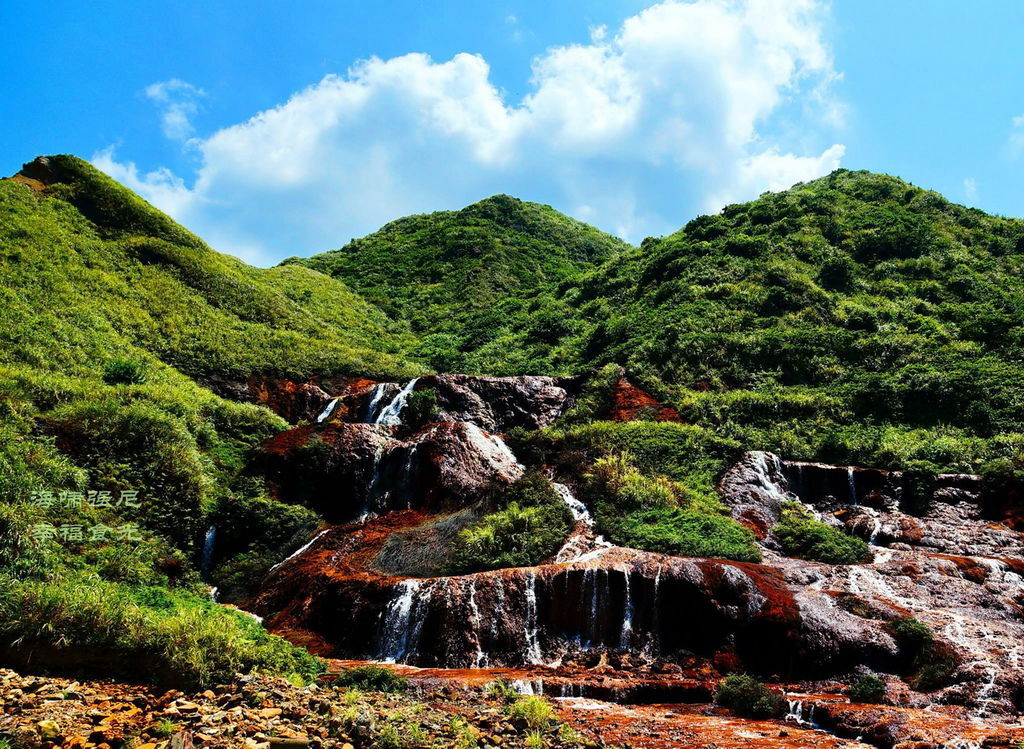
[286,194,632,374]
[550,170,1024,475]
[0,156,421,685]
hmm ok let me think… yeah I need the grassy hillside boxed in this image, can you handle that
[287,194,632,374]
[0,156,423,685]
[552,170,1024,474]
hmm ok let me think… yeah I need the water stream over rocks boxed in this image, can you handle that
[251,375,1024,745]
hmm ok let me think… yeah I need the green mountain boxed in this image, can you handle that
[0,156,421,685]
[553,169,1024,473]
[6,155,1024,690]
[287,194,632,374]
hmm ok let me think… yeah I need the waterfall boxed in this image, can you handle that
[465,423,522,467]
[785,698,817,728]
[365,383,391,422]
[524,571,543,664]
[379,579,430,662]
[750,452,792,505]
[201,525,217,573]
[620,569,634,648]
[468,579,487,668]
[869,515,882,545]
[316,397,340,423]
[847,467,858,505]
[375,378,420,426]
[269,529,329,573]
[552,482,592,524]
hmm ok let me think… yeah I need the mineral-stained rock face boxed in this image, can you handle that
[387,374,582,432]
[256,531,906,679]
[716,451,796,536]
[719,451,1024,719]
[250,375,1024,738]
[258,421,524,522]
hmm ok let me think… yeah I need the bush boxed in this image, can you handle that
[889,617,933,649]
[774,502,870,564]
[335,665,408,693]
[0,573,324,688]
[585,452,761,562]
[848,674,886,703]
[713,674,785,719]
[102,357,148,385]
[507,696,555,730]
[449,474,572,573]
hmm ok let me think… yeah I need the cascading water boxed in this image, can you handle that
[379,579,426,662]
[316,397,340,423]
[269,529,330,573]
[620,568,634,648]
[375,378,420,426]
[524,571,543,664]
[201,525,217,573]
[365,383,391,422]
[552,482,611,563]
[847,467,858,505]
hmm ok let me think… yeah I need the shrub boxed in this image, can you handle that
[585,452,761,562]
[507,696,555,730]
[449,474,572,573]
[485,679,522,704]
[713,674,785,719]
[889,617,933,649]
[0,573,324,688]
[102,357,149,386]
[774,502,870,564]
[848,674,886,703]
[335,665,408,693]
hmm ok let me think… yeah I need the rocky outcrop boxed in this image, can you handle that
[255,521,908,683]
[258,421,523,522]
[375,374,583,432]
[717,451,796,536]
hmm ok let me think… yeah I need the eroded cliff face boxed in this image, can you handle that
[247,374,1024,744]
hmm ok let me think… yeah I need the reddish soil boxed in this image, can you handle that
[608,377,681,422]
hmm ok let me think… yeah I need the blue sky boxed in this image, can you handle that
[1,0,1022,265]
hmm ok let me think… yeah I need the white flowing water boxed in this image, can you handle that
[379,579,435,663]
[785,697,818,728]
[464,423,522,468]
[316,397,340,423]
[552,482,612,563]
[552,482,592,523]
[467,579,487,668]
[847,467,858,505]
[620,568,634,648]
[365,383,392,422]
[375,378,420,426]
[269,529,329,573]
[524,571,543,664]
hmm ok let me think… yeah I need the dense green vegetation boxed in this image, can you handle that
[449,473,573,573]
[0,156,419,685]
[713,674,785,718]
[287,194,631,374]
[774,501,870,564]
[7,154,1024,687]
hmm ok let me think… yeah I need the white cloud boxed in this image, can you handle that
[963,177,978,202]
[95,0,844,266]
[145,79,205,141]
[1010,114,1024,159]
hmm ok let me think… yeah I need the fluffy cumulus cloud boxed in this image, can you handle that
[97,0,845,265]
